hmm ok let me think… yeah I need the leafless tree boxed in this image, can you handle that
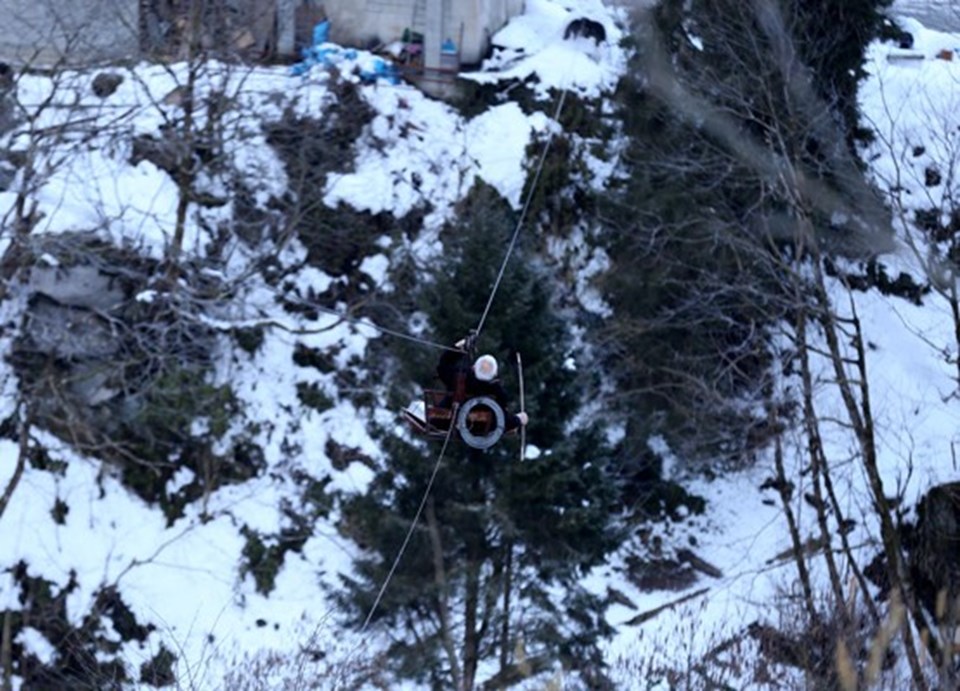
[607,2,952,687]
[0,6,288,686]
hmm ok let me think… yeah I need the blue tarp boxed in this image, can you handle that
[291,20,399,84]
[313,20,330,45]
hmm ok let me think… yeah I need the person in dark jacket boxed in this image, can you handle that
[435,340,529,432]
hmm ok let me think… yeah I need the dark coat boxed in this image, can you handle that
[437,350,522,431]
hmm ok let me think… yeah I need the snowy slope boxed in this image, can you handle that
[599,16,960,689]
[893,0,960,33]
[1,0,956,688]
[0,1,630,687]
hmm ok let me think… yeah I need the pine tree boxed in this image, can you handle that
[653,0,892,143]
[789,0,894,144]
[600,0,892,466]
[339,183,620,689]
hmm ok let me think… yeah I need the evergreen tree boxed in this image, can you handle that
[789,0,894,144]
[340,183,620,689]
[655,0,892,146]
[599,0,892,467]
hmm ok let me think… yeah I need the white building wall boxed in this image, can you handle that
[321,0,523,65]
[449,0,523,63]
[0,0,139,67]
[0,0,523,69]
[322,0,423,54]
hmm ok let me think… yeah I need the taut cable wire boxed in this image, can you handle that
[359,404,459,633]
[475,88,568,338]
[336,410,458,688]
[343,79,571,683]
[309,302,463,352]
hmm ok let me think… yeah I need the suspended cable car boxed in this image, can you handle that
[401,337,525,450]
[403,390,509,450]
[350,84,559,631]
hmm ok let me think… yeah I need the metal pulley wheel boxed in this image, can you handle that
[455,396,505,450]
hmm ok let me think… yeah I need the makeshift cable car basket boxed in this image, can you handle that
[409,389,506,450]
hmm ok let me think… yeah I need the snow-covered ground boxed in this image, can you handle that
[0,0,632,687]
[1,0,959,688]
[602,13,960,689]
[894,0,960,33]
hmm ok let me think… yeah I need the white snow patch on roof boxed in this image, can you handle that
[463,0,627,97]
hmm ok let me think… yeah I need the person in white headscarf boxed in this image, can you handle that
[433,339,529,431]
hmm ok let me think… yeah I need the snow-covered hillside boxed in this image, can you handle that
[605,13,960,690]
[1,0,959,688]
[0,0,630,687]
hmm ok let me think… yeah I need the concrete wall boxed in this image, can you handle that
[453,0,523,63]
[0,0,523,69]
[321,0,523,65]
[0,0,139,67]
[321,0,423,55]
[142,0,279,59]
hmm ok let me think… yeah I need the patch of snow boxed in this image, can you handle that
[463,0,628,97]
[323,93,549,226]
[166,467,196,495]
[16,628,56,665]
[358,253,389,285]
[0,570,17,609]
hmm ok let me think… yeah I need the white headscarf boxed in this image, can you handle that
[473,354,498,381]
